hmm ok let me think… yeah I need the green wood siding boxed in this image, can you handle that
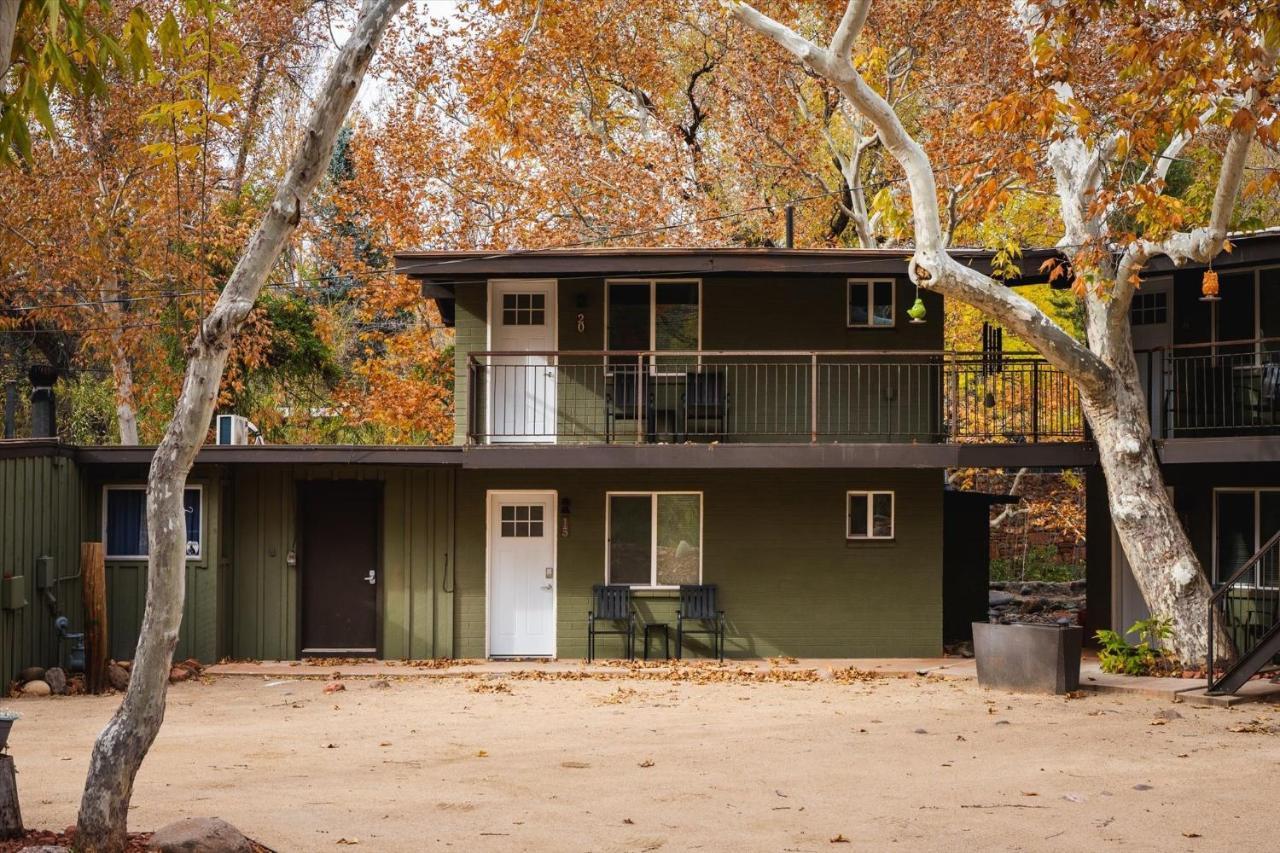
[230,465,455,660]
[454,285,488,445]
[0,452,83,688]
[454,468,943,659]
[84,470,225,663]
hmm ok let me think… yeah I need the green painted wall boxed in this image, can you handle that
[83,466,227,663]
[230,465,455,661]
[0,451,83,688]
[455,275,945,443]
[454,468,944,659]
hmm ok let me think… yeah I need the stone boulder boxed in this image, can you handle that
[44,667,68,695]
[20,679,51,696]
[107,663,131,692]
[17,666,44,683]
[147,817,252,853]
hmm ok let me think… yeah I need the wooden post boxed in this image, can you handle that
[0,755,21,839]
[81,542,109,694]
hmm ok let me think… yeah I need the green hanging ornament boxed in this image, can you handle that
[907,292,927,324]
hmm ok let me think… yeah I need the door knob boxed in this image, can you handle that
[540,583,553,591]
[365,570,377,585]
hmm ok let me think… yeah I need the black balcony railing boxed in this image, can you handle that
[1148,338,1280,437]
[1207,528,1280,694]
[465,350,1085,445]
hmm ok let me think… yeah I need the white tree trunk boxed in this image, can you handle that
[0,0,19,83]
[74,3,407,849]
[726,0,1277,663]
[108,326,139,445]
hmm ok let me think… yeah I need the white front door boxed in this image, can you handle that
[488,279,557,443]
[488,492,556,657]
[1130,276,1172,437]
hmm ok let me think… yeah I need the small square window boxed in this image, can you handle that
[500,292,547,326]
[501,504,545,537]
[848,279,895,328]
[1129,291,1168,326]
[848,491,894,540]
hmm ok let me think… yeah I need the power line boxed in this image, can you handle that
[2,158,1005,317]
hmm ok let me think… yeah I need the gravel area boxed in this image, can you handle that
[6,672,1280,851]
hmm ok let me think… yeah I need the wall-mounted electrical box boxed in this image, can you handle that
[35,555,54,589]
[1,575,27,610]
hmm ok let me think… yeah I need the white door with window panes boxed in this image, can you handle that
[488,279,557,443]
[488,492,557,657]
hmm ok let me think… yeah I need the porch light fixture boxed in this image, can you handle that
[1200,266,1220,302]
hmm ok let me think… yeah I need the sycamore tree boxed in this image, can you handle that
[73,1,409,849]
[725,0,1280,662]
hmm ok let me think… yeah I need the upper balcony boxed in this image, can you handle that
[465,349,1084,445]
[1143,338,1280,438]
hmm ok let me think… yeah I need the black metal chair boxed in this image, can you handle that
[676,584,726,662]
[678,369,729,442]
[588,584,637,661]
[605,368,656,443]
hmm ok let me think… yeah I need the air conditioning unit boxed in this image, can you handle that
[216,414,263,446]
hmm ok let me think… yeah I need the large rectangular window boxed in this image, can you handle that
[847,491,894,540]
[607,492,702,587]
[104,485,202,560]
[606,279,701,353]
[1215,488,1280,586]
[848,279,895,328]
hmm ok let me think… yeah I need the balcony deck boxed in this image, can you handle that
[467,349,1084,447]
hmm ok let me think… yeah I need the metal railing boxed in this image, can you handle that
[1207,528,1280,693]
[1151,338,1280,437]
[465,349,1085,445]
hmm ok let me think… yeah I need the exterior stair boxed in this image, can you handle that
[1207,529,1280,695]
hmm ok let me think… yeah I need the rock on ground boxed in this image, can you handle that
[147,817,251,853]
[107,663,131,692]
[20,679,51,696]
[43,667,67,695]
[17,667,45,683]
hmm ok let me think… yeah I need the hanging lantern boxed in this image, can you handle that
[1200,267,1220,302]
[907,294,928,324]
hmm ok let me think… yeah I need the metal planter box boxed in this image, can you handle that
[972,622,1082,695]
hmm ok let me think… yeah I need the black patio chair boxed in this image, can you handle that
[678,369,729,442]
[588,584,637,661]
[676,584,726,662]
[605,368,655,443]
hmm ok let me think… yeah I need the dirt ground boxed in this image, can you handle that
[7,672,1280,852]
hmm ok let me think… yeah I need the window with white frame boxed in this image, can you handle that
[607,492,702,587]
[848,279,895,328]
[1214,488,1280,586]
[104,485,203,560]
[847,491,894,540]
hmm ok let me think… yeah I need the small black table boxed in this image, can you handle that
[642,622,670,661]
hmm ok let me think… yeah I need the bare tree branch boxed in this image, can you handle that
[723,0,1111,394]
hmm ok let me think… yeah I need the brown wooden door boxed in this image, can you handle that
[300,482,380,655]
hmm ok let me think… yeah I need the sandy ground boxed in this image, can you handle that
[7,672,1280,852]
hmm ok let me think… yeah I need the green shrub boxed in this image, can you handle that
[990,545,1084,583]
[1095,617,1173,675]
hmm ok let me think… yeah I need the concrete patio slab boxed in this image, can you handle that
[1076,663,1207,698]
[205,657,979,680]
[1177,678,1280,707]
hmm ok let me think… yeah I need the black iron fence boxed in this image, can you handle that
[1147,339,1280,437]
[465,349,1085,444]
